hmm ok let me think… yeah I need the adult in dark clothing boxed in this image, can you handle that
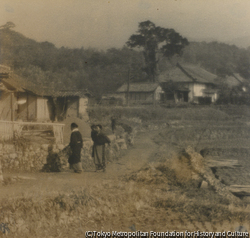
[91,124,98,142]
[68,123,83,173]
[91,124,111,172]
[111,116,116,134]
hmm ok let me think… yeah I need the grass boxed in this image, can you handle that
[87,105,230,124]
[217,104,250,119]
[1,167,249,237]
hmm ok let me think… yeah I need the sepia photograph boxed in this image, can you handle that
[0,0,250,237]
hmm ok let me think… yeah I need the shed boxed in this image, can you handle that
[35,89,91,121]
[116,82,164,104]
[0,66,91,122]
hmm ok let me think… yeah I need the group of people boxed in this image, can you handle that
[68,123,111,173]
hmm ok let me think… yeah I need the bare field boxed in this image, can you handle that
[1,106,250,237]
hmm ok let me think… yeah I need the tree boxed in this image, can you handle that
[0,21,15,30]
[182,41,242,77]
[126,20,188,81]
[237,50,250,79]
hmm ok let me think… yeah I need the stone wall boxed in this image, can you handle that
[1,143,56,172]
[0,134,130,173]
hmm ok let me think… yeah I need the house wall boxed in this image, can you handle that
[79,97,88,117]
[117,88,164,104]
[36,97,50,121]
[193,83,206,97]
[0,92,13,121]
[17,93,37,121]
[0,92,45,122]
[1,92,17,121]
[129,92,154,102]
[191,83,218,103]
[17,94,27,121]
[66,97,79,117]
[129,92,151,101]
[186,83,209,103]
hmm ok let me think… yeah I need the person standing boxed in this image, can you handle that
[111,116,116,134]
[91,124,111,172]
[68,123,83,173]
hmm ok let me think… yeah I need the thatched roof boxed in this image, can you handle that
[116,82,160,93]
[158,63,218,84]
[34,89,91,97]
[0,68,91,97]
[1,73,26,92]
[224,73,247,88]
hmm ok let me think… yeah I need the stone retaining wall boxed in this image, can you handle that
[0,134,130,173]
[1,143,64,172]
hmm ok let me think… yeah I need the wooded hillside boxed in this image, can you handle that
[0,28,145,97]
[1,28,250,97]
[182,41,250,78]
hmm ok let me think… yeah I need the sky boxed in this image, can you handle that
[0,0,250,49]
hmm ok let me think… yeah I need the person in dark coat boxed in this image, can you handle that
[68,123,83,173]
[91,124,111,172]
[111,116,116,134]
[91,124,98,143]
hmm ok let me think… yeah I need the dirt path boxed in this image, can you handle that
[104,131,158,177]
[1,131,159,199]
